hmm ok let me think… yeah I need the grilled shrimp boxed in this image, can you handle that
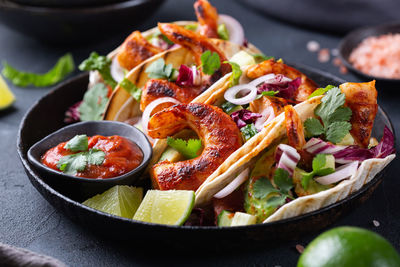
[246,59,318,102]
[158,23,231,84]
[117,31,163,71]
[249,95,288,116]
[140,79,201,113]
[284,105,306,150]
[194,0,219,38]
[339,81,378,148]
[148,103,243,190]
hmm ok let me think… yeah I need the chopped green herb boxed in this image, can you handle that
[167,137,202,159]
[57,149,105,175]
[200,50,221,75]
[120,78,141,101]
[308,85,335,98]
[252,168,293,208]
[78,83,109,121]
[304,87,352,144]
[217,23,229,40]
[223,61,242,86]
[184,24,198,31]
[79,52,117,89]
[240,123,258,141]
[2,53,75,87]
[301,154,335,190]
[64,134,88,152]
[145,58,176,80]
[221,101,238,114]
[252,53,274,63]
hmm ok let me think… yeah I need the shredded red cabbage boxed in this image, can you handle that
[231,109,262,128]
[258,75,301,100]
[308,126,395,163]
[176,65,193,87]
[184,208,206,226]
[64,101,82,123]
[371,126,396,158]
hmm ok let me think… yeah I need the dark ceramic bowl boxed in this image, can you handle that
[27,120,152,201]
[0,0,164,44]
[339,22,400,84]
[17,67,395,249]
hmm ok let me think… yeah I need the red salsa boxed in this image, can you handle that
[41,135,143,179]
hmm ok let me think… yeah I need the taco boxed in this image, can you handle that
[65,0,260,123]
[194,81,395,224]
[145,58,322,191]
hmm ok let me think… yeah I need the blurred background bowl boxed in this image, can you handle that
[9,0,127,7]
[0,0,165,44]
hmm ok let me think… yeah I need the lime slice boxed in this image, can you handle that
[0,74,15,110]
[82,185,143,219]
[133,190,195,226]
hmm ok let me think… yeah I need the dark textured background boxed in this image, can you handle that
[0,0,399,266]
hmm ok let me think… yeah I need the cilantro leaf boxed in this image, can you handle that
[217,23,229,40]
[221,101,238,114]
[304,118,324,137]
[64,135,88,152]
[56,149,105,175]
[252,53,274,63]
[78,83,109,121]
[273,168,292,195]
[301,154,335,190]
[145,58,176,80]
[305,87,352,144]
[167,137,202,159]
[326,121,352,144]
[2,53,75,87]
[200,50,221,75]
[312,154,327,171]
[266,195,286,207]
[87,149,106,165]
[119,78,142,101]
[223,61,242,86]
[253,177,278,199]
[308,85,335,98]
[328,106,352,123]
[240,123,258,141]
[79,52,117,89]
[57,153,87,175]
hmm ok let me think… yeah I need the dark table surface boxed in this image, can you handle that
[1,0,399,266]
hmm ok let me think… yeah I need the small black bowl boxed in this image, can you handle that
[339,22,400,84]
[27,120,152,200]
[0,0,164,44]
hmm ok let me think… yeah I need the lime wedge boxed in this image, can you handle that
[133,190,195,226]
[0,74,15,110]
[82,186,143,219]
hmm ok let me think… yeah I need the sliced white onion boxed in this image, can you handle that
[276,144,300,176]
[142,97,180,134]
[110,57,126,83]
[214,169,249,199]
[254,106,275,131]
[315,161,358,185]
[224,84,258,105]
[249,74,291,88]
[191,66,201,86]
[218,14,245,45]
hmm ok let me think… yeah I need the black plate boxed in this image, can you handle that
[339,22,400,84]
[17,67,395,249]
[0,0,164,44]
